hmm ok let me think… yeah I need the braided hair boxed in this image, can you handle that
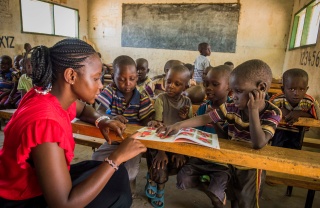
[31,38,96,90]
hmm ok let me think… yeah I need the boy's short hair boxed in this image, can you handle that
[0,55,12,64]
[113,55,136,74]
[224,61,234,67]
[136,58,148,66]
[198,42,209,51]
[164,60,184,73]
[231,59,272,89]
[167,65,191,81]
[211,65,232,75]
[282,68,308,85]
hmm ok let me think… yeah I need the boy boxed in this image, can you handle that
[224,61,235,70]
[159,59,282,208]
[146,65,193,208]
[92,55,155,195]
[194,42,211,85]
[270,68,320,149]
[177,65,232,208]
[136,58,154,98]
[17,58,33,98]
[150,60,184,97]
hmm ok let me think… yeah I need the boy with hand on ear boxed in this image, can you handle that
[159,59,282,208]
[270,68,320,149]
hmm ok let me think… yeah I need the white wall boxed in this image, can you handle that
[88,0,294,78]
[0,0,88,56]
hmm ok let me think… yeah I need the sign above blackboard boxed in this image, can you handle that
[121,3,240,53]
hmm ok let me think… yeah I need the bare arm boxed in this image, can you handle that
[248,90,271,149]
[32,138,146,207]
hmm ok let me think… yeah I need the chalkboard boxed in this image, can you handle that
[121,3,240,52]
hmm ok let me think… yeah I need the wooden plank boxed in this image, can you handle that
[0,109,16,120]
[266,171,320,190]
[73,133,104,148]
[279,117,320,128]
[72,120,320,179]
[270,83,282,89]
[268,88,282,95]
[303,137,320,149]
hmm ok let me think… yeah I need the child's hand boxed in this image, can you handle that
[156,123,180,138]
[171,154,187,168]
[112,115,129,124]
[284,111,302,125]
[247,90,265,110]
[179,105,190,119]
[148,120,164,128]
[153,151,168,169]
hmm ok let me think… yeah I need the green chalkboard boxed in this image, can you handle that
[122,3,240,52]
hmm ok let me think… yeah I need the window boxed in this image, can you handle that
[289,0,320,49]
[20,0,79,38]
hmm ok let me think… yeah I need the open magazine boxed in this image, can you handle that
[132,127,220,149]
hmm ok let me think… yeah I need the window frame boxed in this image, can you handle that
[19,0,79,38]
[289,0,320,50]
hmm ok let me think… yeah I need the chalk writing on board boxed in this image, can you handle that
[300,50,320,67]
[122,4,240,52]
[0,36,15,48]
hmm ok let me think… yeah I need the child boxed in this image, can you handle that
[194,42,211,85]
[146,65,193,208]
[92,55,155,195]
[0,55,20,109]
[17,58,33,98]
[270,68,320,149]
[184,63,196,87]
[224,61,235,70]
[159,59,282,208]
[136,58,154,98]
[177,65,232,208]
[13,55,23,71]
[150,60,184,97]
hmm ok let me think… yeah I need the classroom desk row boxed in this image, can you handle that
[1,109,319,179]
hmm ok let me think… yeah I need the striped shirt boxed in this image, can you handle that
[136,77,154,98]
[96,85,155,124]
[270,93,320,131]
[208,101,281,143]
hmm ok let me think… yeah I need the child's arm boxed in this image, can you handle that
[20,89,27,98]
[247,90,271,149]
[284,110,313,125]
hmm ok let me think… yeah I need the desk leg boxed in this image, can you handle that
[286,126,306,197]
[304,190,315,208]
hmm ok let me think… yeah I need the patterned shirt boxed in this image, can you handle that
[194,55,210,83]
[208,101,281,143]
[136,77,154,98]
[96,84,155,124]
[270,93,320,131]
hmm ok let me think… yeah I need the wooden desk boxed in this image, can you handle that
[72,120,320,180]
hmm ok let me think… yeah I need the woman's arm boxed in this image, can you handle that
[76,100,126,143]
[32,137,146,207]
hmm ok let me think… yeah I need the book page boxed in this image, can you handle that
[131,127,176,142]
[175,128,220,149]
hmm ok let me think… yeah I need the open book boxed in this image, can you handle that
[132,127,220,149]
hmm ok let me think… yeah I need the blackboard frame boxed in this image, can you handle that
[121,3,240,52]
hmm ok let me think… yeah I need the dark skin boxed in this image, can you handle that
[280,76,312,125]
[147,70,190,204]
[158,76,271,149]
[136,59,149,85]
[30,54,146,207]
[97,64,153,126]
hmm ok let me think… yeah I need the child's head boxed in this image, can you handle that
[25,58,32,77]
[224,61,234,70]
[198,42,211,56]
[0,55,13,73]
[184,85,206,104]
[136,58,149,83]
[24,43,32,53]
[31,38,101,104]
[112,55,137,94]
[163,60,184,74]
[165,65,190,99]
[282,68,308,107]
[229,59,272,110]
[14,55,23,70]
[184,63,194,79]
[202,66,212,81]
[204,65,231,104]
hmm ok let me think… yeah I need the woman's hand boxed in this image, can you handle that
[153,150,168,170]
[109,137,146,165]
[98,119,126,144]
[112,115,129,124]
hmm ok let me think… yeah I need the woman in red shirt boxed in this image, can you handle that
[0,38,146,207]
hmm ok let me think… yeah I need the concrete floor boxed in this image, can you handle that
[1,129,319,208]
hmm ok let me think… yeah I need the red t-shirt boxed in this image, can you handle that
[0,88,76,200]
